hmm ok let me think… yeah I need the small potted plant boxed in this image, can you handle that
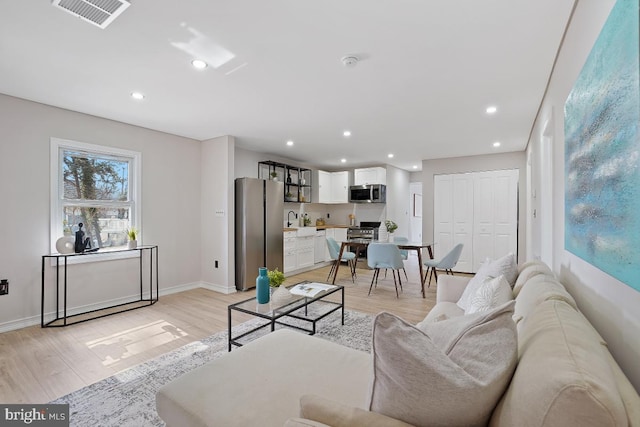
[268,268,292,304]
[270,171,278,181]
[385,220,398,242]
[268,268,286,287]
[126,227,138,249]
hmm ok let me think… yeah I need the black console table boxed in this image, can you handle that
[41,245,159,327]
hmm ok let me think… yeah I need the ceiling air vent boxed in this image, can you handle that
[52,0,131,29]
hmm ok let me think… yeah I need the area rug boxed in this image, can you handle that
[51,307,373,427]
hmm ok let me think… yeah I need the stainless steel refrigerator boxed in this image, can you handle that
[235,177,284,291]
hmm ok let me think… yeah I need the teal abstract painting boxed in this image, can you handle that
[564,0,640,290]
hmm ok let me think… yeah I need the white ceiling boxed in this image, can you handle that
[0,0,576,171]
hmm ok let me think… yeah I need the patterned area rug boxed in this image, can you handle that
[51,307,373,427]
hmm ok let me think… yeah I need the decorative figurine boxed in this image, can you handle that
[74,222,92,253]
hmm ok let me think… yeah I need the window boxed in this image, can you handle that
[50,138,141,256]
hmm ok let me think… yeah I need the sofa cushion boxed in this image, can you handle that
[466,275,514,314]
[368,302,517,427]
[513,261,554,296]
[284,418,331,427]
[299,395,415,427]
[457,253,517,311]
[490,300,627,427]
[513,275,577,332]
[417,301,464,327]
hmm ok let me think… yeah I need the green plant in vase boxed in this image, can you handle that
[126,227,138,249]
[270,171,278,181]
[268,268,286,287]
[385,220,398,234]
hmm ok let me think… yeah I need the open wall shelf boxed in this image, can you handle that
[258,161,312,203]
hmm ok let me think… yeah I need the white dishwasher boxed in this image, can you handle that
[314,229,326,264]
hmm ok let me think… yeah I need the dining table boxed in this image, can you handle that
[331,239,435,298]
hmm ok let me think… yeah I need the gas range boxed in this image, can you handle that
[347,221,381,240]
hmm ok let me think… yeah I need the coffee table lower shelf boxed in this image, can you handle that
[227,283,344,351]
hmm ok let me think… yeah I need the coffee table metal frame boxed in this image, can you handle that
[227,282,344,351]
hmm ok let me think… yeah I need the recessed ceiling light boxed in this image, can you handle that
[493,141,501,147]
[387,153,394,158]
[486,106,497,114]
[412,165,418,169]
[343,130,351,137]
[191,59,208,70]
[286,140,294,146]
[341,158,347,163]
[131,92,144,100]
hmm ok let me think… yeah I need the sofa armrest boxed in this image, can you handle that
[436,275,472,303]
[299,395,415,427]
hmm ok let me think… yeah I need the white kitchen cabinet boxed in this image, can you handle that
[334,227,348,243]
[314,229,326,263]
[283,231,297,273]
[317,170,349,203]
[330,171,349,203]
[296,235,315,269]
[354,167,386,185]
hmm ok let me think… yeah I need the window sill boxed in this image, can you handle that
[46,246,152,266]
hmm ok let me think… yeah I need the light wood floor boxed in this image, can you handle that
[0,256,464,404]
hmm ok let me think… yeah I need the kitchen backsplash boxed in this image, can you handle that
[282,203,386,227]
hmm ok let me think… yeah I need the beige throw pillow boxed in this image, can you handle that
[457,253,517,311]
[369,301,517,427]
[466,275,513,314]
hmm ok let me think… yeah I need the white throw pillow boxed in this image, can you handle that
[457,253,517,311]
[466,275,513,314]
[486,253,518,286]
[369,302,517,427]
[456,259,491,311]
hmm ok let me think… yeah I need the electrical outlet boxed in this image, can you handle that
[214,260,219,268]
[0,279,8,295]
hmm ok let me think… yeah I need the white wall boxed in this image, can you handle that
[385,165,410,237]
[527,0,640,391]
[0,94,203,331]
[422,152,527,263]
[201,136,236,293]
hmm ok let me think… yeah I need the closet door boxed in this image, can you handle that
[492,169,518,259]
[452,174,474,272]
[473,170,518,269]
[473,172,495,270]
[433,175,453,258]
[434,169,518,273]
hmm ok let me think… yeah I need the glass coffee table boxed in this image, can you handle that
[227,281,344,351]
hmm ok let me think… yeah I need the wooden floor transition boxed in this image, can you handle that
[0,256,469,403]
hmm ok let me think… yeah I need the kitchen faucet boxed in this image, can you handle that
[287,210,297,227]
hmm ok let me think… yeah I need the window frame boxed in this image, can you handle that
[50,137,142,262]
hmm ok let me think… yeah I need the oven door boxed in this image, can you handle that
[349,185,373,203]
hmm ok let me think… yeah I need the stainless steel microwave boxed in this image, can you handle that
[349,184,386,203]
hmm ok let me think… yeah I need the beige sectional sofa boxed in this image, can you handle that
[156,261,640,426]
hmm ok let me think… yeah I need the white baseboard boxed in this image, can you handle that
[0,281,228,333]
[199,281,237,294]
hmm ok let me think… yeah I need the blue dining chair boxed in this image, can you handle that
[326,237,357,283]
[423,243,464,287]
[367,243,405,298]
[392,236,409,281]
